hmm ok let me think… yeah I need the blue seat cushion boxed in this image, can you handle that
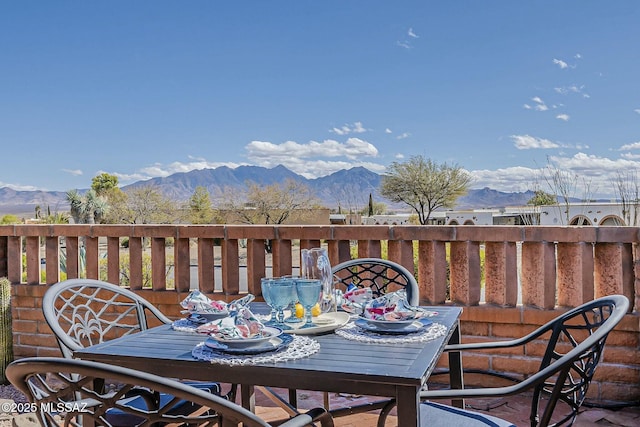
[106,382,221,426]
[420,401,516,427]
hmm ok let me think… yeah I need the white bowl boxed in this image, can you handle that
[212,326,283,348]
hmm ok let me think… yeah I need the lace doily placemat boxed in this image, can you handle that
[192,335,320,366]
[335,322,447,344]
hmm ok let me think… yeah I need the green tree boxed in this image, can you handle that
[91,173,119,196]
[188,186,215,224]
[66,189,109,224]
[0,214,21,224]
[527,190,557,206]
[380,155,471,224]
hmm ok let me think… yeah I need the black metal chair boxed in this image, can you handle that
[298,258,420,418]
[7,357,334,427]
[331,257,419,306]
[42,279,234,405]
[377,294,629,427]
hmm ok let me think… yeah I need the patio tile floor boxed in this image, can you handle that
[252,387,640,426]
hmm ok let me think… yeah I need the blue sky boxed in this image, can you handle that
[1,1,639,199]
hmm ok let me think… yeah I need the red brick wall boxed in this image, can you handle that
[9,283,640,405]
[434,304,640,403]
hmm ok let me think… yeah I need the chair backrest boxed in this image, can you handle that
[524,295,628,426]
[7,357,273,427]
[43,279,171,358]
[331,258,419,306]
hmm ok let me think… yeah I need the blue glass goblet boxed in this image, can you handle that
[260,278,277,324]
[268,278,297,326]
[295,278,322,327]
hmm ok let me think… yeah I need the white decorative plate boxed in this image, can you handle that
[286,312,351,335]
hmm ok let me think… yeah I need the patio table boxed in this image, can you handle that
[74,304,463,427]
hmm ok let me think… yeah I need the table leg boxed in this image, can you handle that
[240,384,256,413]
[448,321,464,409]
[396,386,420,427]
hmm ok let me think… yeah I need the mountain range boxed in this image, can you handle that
[0,165,537,217]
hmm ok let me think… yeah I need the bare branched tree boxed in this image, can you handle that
[216,179,321,225]
[541,157,594,225]
[614,170,640,226]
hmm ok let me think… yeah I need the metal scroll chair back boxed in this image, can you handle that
[43,279,171,359]
[312,257,419,419]
[7,357,334,427]
[331,257,419,306]
[525,294,628,426]
[411,295,629,427]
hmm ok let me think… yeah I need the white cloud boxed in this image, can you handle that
[385,128,392,134]
[245,137,384,178]
[556,114,570,121]
[330,121,367,135]
[108,159,244,185]
[408,28,419,38]
[529,97,548,111]
[554,84,589,98]
[471,154,640,198]
[511,135,559,150]
[619,141,640,151]
[574,53,582,59]
[549,153,640,176]
[394,153,405,159]
[634,109,640,115]
[396,40,411,49]
[396,132,411,140]
[247,137,378,160]
[62,169,83,176]
[553,58,569,69]
[470,166,540,193]
[0,182,39,191]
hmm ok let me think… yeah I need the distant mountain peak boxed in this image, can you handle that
[0,165,543,215]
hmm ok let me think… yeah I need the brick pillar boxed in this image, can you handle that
[594,242,627,297]
[174,237,190,292]
[450,241,481,305]
[557,242,594,306]
[271,239,292,278]
[197,238,215,293]
[246,239,266,297]
[358,240,381,258]
[222,238,240,296]
[521,241,556,309]
[388,239,414,275]
[484,241,518,306]
[151,237,166,291]
[418,240,447,304]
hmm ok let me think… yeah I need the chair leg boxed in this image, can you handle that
[224,383,238,402]
[323,391,330,410]
[377,399,396,427]
[289,388,298,408]
[255,386,300,417]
